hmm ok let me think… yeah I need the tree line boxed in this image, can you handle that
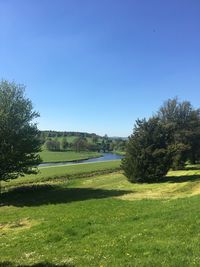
[38,130,101,144]
[44,135,127,153]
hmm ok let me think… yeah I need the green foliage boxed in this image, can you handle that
[158,98,200,169]
[122,117,171,183]
[86,143,99,152]
[39,131,127,153]
[61,137,68,150]
[91,134,98,144]
[101,137,113,152]
[112,139,127,152]
[0,80,41,182]
[123,98,200,183]
[45,140,61,151]
[72,137,88,152]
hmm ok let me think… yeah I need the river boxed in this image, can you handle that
[39,153,124,167]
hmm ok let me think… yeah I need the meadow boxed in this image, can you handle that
[1,161,200,266]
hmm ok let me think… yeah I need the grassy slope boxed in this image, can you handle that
[1,162,200,266]
[1,161,122,189]
[39,151,102,163]
[68,170,200,200]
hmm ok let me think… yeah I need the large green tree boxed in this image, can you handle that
[45,139,61,151]
[61,137,68,150]
[72,137,88,152]
[158,98,200,168]
[122,117,172,183]
[122,98,200,183]
[0,80,42,185]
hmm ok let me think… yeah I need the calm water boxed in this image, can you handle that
[39,153,123,167]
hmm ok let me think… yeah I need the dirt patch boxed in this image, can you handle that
[0,218,38,233]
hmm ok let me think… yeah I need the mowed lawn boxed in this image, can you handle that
[1,161,200,267]
[39,150,102,163]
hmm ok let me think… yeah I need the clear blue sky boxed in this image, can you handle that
[0,0,200,136]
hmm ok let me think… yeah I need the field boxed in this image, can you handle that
[39,150,102,163]
[1,161,200,266]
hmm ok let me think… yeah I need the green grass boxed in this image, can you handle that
[39,150,102,163]
[2,160,122,189]
[68,170,200,200]
[1,162,200,266]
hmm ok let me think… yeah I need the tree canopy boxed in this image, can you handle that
[0,80,42,183]
[122,117,172,183]
[158,98,200,168]
[122,98,200,183]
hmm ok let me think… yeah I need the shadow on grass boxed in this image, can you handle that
[1,184,132,207]
[130,173,200,184]
[162,174,200,183]
[185,166,200,171]
[0,262,73,267]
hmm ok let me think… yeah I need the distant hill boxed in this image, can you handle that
[39,131,128,140]
[39,130,101,138]
[38,131,128,153]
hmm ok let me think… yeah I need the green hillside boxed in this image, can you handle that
[1,161,200,266]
